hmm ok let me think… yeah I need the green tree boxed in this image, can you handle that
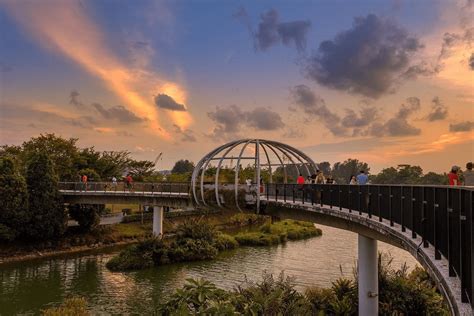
[25,152,67,240]
[318,161,331,176]
[171,159,195,174]
[0,157,29,241]
[75,148,131,180]
[128,160,155,181]
[332,159,370,184]
[22,133,79,180]
[78,168,101,181]
[68,204,100,231]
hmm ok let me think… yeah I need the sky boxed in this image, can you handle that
[0,0,473,173]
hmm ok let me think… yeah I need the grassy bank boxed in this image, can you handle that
[234,219,322,246]
[157,254,449,315]
[106,217,322,271]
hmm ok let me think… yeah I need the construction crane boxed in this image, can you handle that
[153,152,163,168]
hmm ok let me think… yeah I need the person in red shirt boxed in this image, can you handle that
[81,174,88,191]
[448,166,460,186]
[297,173,305,185]
[126,175,133,190]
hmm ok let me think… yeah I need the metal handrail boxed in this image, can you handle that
[264,183,474,309]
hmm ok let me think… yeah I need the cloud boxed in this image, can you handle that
[92,103,144,123]
[69,90,82,107]
[449,121,474,132]
[173,124,197,142]
[245,107,284,130]
[369,97,421,137]
[238,8,310,52]
[426,97,448,121]
[3,1,188,138]
[154,93,186,111]
[303,14,425,98]
[0,102,95,129]
[341,107,377,128]
[207,105,283,139]
[470,53,474,70]
[290,84,347,136]
[439,28,474,60]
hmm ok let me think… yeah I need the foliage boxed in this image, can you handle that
[371,165,447,185]
[22,133,79,181]
[0,157,29,241]
[331,158,370,185]
[158,278,234,315]
[42,297,89,316]
[106,240,156,271]
[25,152,67,240]
[236,220,321,246]
[234,231,282,246]
[75,148,131,181]
[229,213,266,226]
[318,161,332,176]
[77,168,101,181]
[128,160,156,181]
[68,204,101,231]
[160,254,448,315]
[171,159,195,174]
[214,232,239,251]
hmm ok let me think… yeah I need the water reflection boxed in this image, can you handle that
[0,225,418,314]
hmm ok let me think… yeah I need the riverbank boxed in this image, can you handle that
[106,218,322,271]
[0,209,263,265]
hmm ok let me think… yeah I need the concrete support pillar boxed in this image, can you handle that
[358,234,378,316]
[153,206,163,237]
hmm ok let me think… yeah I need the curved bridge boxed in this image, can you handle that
[58,181,473,315]
[57,138,473,315]
[262,183,473,315]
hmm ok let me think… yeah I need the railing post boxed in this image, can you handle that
[338,186,342,210]
[348,189,352,213]
[283,184,286,202]
[422,188,429,248]
[401,192,405,232]
[389,186,394,227]
[311,185,314,205]
[411,187,417,238]
[358,186,362,215]
[460,188,473,304]
[293,185,295,203]
[329,186,333,209]
[302,186,305,204]
[378,186,382,222]
[434,188,441,260]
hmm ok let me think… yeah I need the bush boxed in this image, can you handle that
[214,232,239,251]
[42,297,88,316]
[234,232,281,246]
[106,239,157,271]
[68,204,101,231]
[0,223,17,242]
[229,213,265,226]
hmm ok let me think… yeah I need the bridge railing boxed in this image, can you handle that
[58,182,191,196]
[265,183,474,308]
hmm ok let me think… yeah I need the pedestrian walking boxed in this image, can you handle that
[349,175,357,185]
[463,162,474,186]
[81,174,88,191]
[356,170,368,185]
[448,166,460,186]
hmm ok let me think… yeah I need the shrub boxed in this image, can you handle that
[214,232,239,251]
[234,232,281,246]
[106,243,155,271]
[229,213,265,226]
[42,297,88,316]
[68,204,101,231]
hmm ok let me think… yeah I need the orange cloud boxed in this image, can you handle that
[4,1,189,139]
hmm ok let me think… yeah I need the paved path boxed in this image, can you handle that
[67,213,123,227]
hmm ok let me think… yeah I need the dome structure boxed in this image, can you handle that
[191,139,318,210]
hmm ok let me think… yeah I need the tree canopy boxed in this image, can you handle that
[171,159,195,174]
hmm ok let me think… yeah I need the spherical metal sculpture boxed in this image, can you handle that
[191,139,318,210]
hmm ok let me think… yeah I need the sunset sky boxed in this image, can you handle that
[0,0,473,173]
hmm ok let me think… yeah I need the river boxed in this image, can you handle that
[0,224,418,315]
